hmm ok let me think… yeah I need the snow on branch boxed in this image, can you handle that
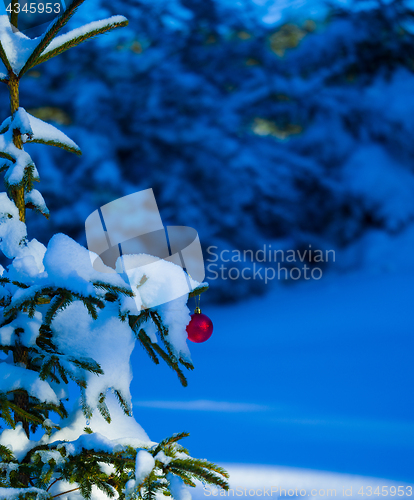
[18,0,87,76]
[34,16,129,69]
[1,108,80,155]
[0,16,38,74]
[20,13,128,75]
[0,132,38,187]
[0,108,40,188]
[25,113,82,156]
[0,363,60,405]
[24,189,49,218]
[0,487,49,499]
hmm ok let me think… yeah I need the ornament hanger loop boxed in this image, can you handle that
[194,294,201,314]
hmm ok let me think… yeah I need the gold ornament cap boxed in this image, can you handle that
[194,307,201,314]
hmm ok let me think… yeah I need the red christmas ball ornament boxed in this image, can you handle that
[186,307,213,343]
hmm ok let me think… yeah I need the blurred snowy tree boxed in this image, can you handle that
[3,0,414,300]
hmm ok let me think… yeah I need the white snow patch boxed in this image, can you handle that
[170,475,192,500]
[135,449,155,484]
[0,423,37,461]
[43,233,128,297]
[0,16,39,73]
[0,362,59,404]
[50,393,151,445]
[52,302,135,410]
[194,464,414,499]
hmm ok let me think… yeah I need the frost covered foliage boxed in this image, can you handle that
[0,2,228,498]
[1,0,413,300]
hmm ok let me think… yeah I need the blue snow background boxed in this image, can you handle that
[132,271,414,483]
[7,0,414,486]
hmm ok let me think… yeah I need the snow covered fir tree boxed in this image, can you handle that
[0,1,229,498]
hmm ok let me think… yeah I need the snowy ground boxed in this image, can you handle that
[192,464,414,499]
[130,257,414,483]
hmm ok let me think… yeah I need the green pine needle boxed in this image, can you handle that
[137,329,159,365]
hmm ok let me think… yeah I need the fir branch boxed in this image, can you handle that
[4,286,54,320]
[0,41,12,74]
[69,356,103,376]
[21,443,57,465]
[185,458,229,479]
[46,477,62,492]
[137,329,159,365]
[168,470,196,487]
[0,276,30,289]
[80,389,93,419]
[113,389,132,417]
[44,291,73,326]
[64,365,87,388]
[0,150,15,162]
[8,399,44,426]
[151,343,188,387]
[93,281,134,297]
[36,296,51,305]
[129,310,150,332]
[25,137,82,156]
[169,460,229,489]
[51,487,80,498]
[56,362,69,385]
[188,284,209,299]
[0,395,15,428]
[11,280,30,289]
[0,161,10,173]
[39,354,58,380]
[19,0,88,76]
[25,201,50,219]
[153,432,190,456]
[79,296,99,319]
[36,324,55,352]
[106,292,118,303]
[97,392,111,423]
[147,311,193,380]
[34,400,68,420]
[148,310,177,362]
[179,357,194,371]
[0,443,15,461]
[22,163,40,195]
[149,310,168,338]
[0,121,9,134]
[32,18,129,70]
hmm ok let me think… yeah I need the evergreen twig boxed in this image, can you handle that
[19,0,88,76]
[32,18,129,70]
[25,138,82,156]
